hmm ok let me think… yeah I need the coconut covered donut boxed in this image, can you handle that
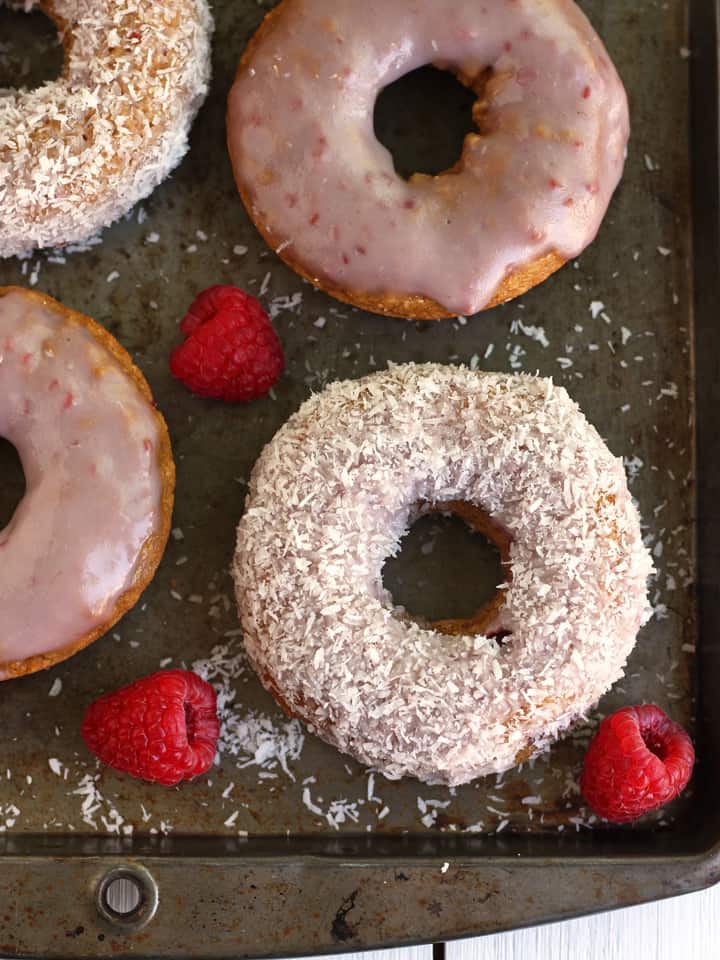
[0,0,212,258]
[234,364,652,785]
[0,288,174,679]
[228,0,629,319]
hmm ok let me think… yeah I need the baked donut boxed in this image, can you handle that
[0,287,174,679]
[0,0,212,258]
[234,364,652,785]
[228,0,629,319]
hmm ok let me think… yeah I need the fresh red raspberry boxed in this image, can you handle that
[81,670,220,786]
[179,285,250,337]
[170,285,284,402]
[580,704,695,823]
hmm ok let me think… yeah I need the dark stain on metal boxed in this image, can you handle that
[331,890,359,942]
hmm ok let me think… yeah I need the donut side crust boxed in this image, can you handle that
[0,286,175,680]
[227,2,566,320]
[246,635,547,771]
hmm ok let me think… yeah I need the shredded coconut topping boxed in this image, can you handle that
[0,0,212,257]
[234,364,653,786]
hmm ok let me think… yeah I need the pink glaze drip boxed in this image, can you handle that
[228,0,629,315]
[0,292,163,668]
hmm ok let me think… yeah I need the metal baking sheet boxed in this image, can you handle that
[0,0,718,955]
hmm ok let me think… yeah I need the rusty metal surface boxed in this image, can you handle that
[0,0,718,955]
[1,848,719,959]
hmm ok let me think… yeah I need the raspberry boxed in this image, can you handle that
[580,704,695,823]
[81,670,220,786]
[179,285,249,337]
[170,285,284,402]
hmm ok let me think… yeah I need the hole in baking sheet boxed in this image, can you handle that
[0,6,64,91]
[103,876,142,916]
[374,64,477,180]
[96,866,159,929]
[383,512,505,624]
[0,438,26,532]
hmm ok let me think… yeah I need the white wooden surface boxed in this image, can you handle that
[302,884,719,960]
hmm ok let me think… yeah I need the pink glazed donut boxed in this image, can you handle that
[228,0,630,319]
[0,288,175,680]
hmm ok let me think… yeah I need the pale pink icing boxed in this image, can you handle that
[228,0,629,316]
[0,291,165,672]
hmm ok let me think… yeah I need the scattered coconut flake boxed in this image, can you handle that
[511,318,550,348]
[268,292,303,321]
[193,641,305,780]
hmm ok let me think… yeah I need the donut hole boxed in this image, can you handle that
[383,508,508,631]
[0,5,64,91]
[373,65,477,179]
[0,438,26,532]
